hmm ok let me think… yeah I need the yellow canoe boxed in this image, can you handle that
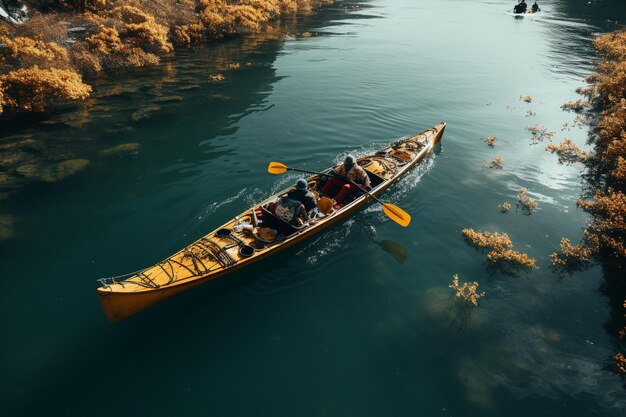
[98,123,446,321]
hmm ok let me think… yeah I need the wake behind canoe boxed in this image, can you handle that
[98,123,446,321]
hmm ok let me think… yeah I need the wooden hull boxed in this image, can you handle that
[98,123,446,321]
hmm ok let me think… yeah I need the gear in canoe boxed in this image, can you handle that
[97,123,446,321]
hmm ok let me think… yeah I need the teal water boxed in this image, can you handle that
[2,1,626,416]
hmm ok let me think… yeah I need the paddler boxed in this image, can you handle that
[321,155,371,204]
[514,0,527,13]
[287,178,318,212]
[531,1,540,13]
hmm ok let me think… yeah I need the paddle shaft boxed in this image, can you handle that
[285,166,386,207]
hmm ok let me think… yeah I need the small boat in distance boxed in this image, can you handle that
[98,123,447,321]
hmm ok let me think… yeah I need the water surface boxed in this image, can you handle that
[2,1,625,416]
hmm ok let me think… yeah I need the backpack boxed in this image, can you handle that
[274,197,307,226]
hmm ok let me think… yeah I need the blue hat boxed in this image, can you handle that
[296,178,308,190]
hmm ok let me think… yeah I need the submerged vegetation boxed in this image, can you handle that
[550,237,592,266]
[462,228,537,269]
[488,155,504,169]
[526,122,556,145]
[0,0,332,115]
[545,139,590,165]
[517,187,538,215]
[482,136,497,147]
[449,274,485,306]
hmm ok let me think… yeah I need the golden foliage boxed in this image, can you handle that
[449,274,485,306]
[487,249,537,268]
[616,352,626,374]
[0,66,92,113]
[0,36,70,69]
[85,26,123,55]
[526,123,556,144]
[550,237,593,266]
[209,73,225,82]
[0,1,333,114]
[462,228,536,269]
[482,136,496,147]
[520,95,533,103]
[517,187,538,215]
[577,190,626,258]
[462,228,512,251]
[0,81,6,115]
[499,201,511,213]
[545,139,590,165]
[173,23,207,46]
[489,156,504,169]
[561,100,587,113]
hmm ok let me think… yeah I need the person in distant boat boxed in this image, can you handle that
[287,178,318,212]
[514,0,527,13]
[321,154,371,204]
[531,1,540,13]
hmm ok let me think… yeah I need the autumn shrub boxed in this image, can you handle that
[0,0,333,114]
[0,66,91,112]
[0,36,70,69]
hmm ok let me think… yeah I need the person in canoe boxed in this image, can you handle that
[272,178,318,227]
[321,154,371,204]
[514,0,527,14]
[287,178,318,212]
[531,1,540,13]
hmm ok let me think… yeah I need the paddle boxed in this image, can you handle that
[267,161,411,227]
[378,239,409,264]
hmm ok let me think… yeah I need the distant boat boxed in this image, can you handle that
[506,10,541,18]
[97,123,447,321]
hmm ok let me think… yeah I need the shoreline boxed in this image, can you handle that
[0,0,333,117]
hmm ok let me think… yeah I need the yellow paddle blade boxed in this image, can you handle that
[382,203,411,227]
[267,161,288,174]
